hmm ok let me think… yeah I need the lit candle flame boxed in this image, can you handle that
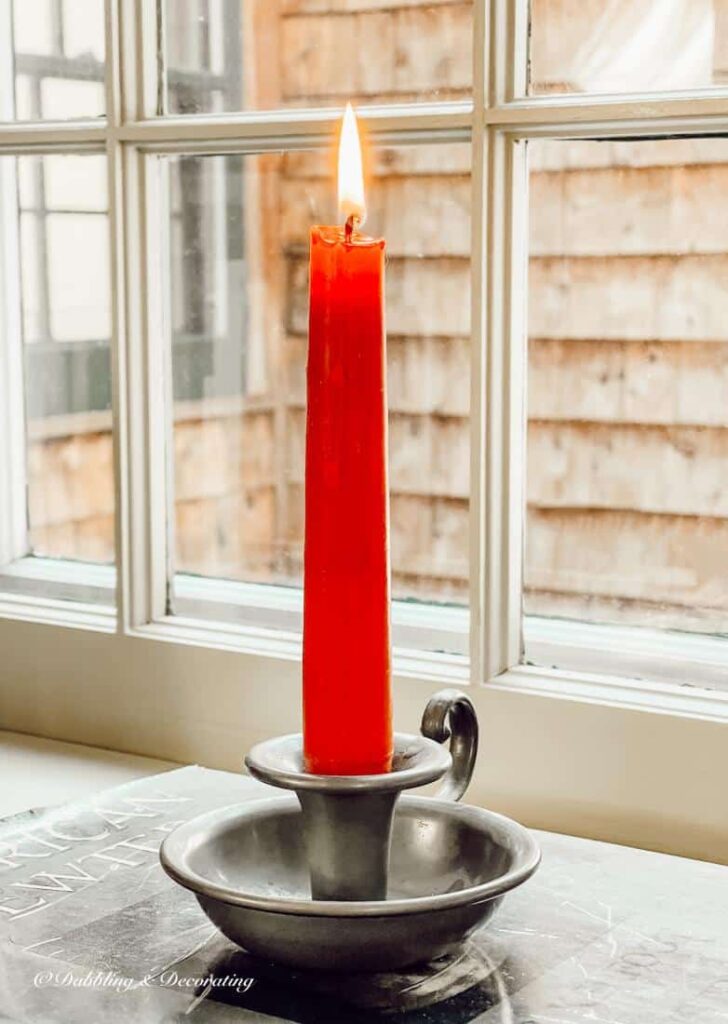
[338,102,366,229]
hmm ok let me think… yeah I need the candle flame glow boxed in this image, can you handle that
[338,102,366,229]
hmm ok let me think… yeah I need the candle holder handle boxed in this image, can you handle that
[420,689,478,803]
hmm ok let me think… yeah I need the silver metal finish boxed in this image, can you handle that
[245,689,478,901]
[245,730,452,794]
[421,688,479,801]
[246,730,452,901]
[160,794,541,971]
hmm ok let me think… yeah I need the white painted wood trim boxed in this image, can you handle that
[122,0,160,122]
[5,94,728,148]
[508,0,530,103]
[0,594,115,632]
[0,123,107,148]
[468,0,488,684]
[496,664,728,724]
[488,91,728,130]
[2,95,728,148]
[0,558,115,587]
[106,0,126,633]
[123,148,171,627]
[477,126,527,679]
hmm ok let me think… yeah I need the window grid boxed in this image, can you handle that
[0,0,727,691]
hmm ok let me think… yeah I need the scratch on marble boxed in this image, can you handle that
[498,927,561,940]
[151,926,217,978]
[628,928,669,948]
[574,963,595,1010]
[22,936,67,959]
[128,860,159,894]
[23,936,62,951]
[561,901,611,927]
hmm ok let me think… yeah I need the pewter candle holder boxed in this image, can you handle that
[161,690,540,972]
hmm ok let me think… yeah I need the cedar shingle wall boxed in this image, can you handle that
[527,132,728,628]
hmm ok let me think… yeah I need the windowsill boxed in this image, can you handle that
[0,730,178,819]
[0,617,725,863]
[1,557,727,723]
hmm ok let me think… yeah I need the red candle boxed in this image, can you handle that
[302,105,393,775]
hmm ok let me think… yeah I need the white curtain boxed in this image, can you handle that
[570,0,715,93]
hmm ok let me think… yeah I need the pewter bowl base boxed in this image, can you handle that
[161,794,540,972]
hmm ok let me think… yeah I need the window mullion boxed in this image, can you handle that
[476,0,530,682]
[117,102,473,149]
[487,94,728,135]
[106,0,127,630]
[468,0,488,683]
[111,0,168,630]
[118,0,161,122]
[0,123,106,147]
[491,0,529,104]
[113,145,170,630]
[509,0,530,102]
[477,128,528,683]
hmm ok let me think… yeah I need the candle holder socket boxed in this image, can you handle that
[245,689,478,901]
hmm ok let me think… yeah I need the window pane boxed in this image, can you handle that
[529,0,728,96]
[164,1,472,114]
[526,138,728,636]
[2,0,105,121]
[164,145,470,642]
[1,154,114,566]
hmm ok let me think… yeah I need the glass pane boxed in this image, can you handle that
[526,137,728,636]
[1,0,105,121]
[164,144,470,641]
[1,154,114,565]
[164,1,472,114]
[530,0,728,96]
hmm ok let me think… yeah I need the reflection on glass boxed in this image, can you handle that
[165,145,470,609]
[164,0,472,114]
[530,0,726,96]
[4,154,114,563]
[4,0,105,120]
[526,137,728,634]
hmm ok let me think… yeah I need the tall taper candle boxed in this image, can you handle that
[302,107,392,774]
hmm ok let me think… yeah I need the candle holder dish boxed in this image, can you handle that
[160,690,540,972]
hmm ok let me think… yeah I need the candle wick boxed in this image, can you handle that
[344,214,358,243]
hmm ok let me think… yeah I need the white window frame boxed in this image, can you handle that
[0,0,726,860]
